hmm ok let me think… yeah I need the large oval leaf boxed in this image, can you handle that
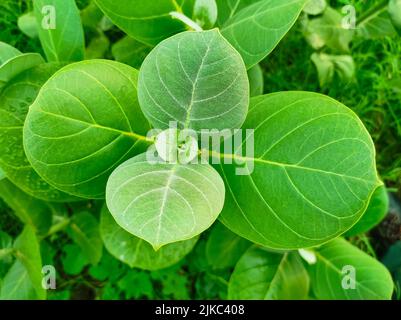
[100,205,198,269]
[309,238,394,299]
[95,0,194,46]
[106,153,225,249]
[138,29,249,132]
[23,60,151,199]
[221,0,307,69]
[33,0,85,62]
[219,92,380,249]
[0,63,78,201]
[228,246,309,299]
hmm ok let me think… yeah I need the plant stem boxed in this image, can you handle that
[357,0,389,26]
[42,217,71,239]
[170,11,203,32]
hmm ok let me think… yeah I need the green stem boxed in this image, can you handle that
[42,217,71,239]
[170,11,203,31]
[357,0,389,26]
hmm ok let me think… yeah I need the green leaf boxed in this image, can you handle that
[389,0,401,35]
[216,0,261,27]
[138,29,249,132]
[206,222,251,269]
[61,243,89,275]
[0,179,52,236]
[357,6,397,39]
[13,226,46,300]
[228,246,309,299]
[100,205,198,269]
[311,53,355,87]
[303,7,354,52]
[85,32,109,59]
[81,1,104,29]
[0,42,22,65]
[309,238,394,299]
[248,64,264,97]
[0,167,5,181]
[0,260,37,300]
[219,92,380,249]
[346,185,389,236]
[106,153,225,249]
[111,36,151,69]
[0,230,13,276]
[221,0,307,69]
[303,0,326,15]
[0,53,45,89]
[193,0,218,29]
[33,0,85,62]
[0,63,79,202]
[95,0,194,46]
[18,11,38,39]
[23,60,151,199]
[69,212,103,265]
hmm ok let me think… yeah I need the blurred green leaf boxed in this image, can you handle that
[193,0,217,29]
[61,243,89,276]
[118,270,154,299]
[0,260,37,300]
[69,212,103,265]
[303,0,327,15]
[389,0,401,35]
[111,36,151,69]
[18,12,38,38]
[248,64,264,97]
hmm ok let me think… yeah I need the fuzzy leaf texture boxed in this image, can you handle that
[106,154,225,249]
[100,205,198,269]
[138,29,249,133]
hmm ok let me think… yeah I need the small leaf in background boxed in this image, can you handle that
[61,243,89,276]
[89,251,125,282]
[0,41,21,65]
[206,222,251,270]
[389,0,401,35]
[95,0,193,46]
[106,154,225,249]
[0,180,52,236]
[13,226,46,299]
[193,0,218,29]
[111,36,151,69]
[85,31,109,59]
[33,0,85,62]
[304,7,354,52]
[303,0,327,15]
[80,1,104,29]
[100,205,198,270]
[346,185,389,236]
[0,167,5,181]
[0,230,13,277]
[248,64,264,97]
[228,246,309,299]
[138,29,249,132]
[17,11,38,39]
[311,52,355,87]
[309,238,394,299]
[0,51,44,89]
[118,270,154,299]
[221,0,307,68]
[357,5,397,39]
[0,63,78,202]
[68,212,103,265]
[23,60,151,199]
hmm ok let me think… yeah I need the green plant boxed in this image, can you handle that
[0,0,398,300]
